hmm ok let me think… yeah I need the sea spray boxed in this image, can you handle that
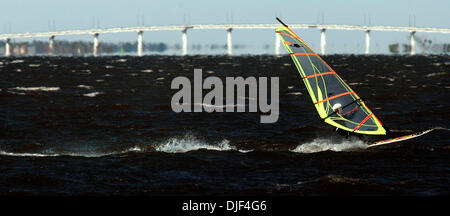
[290,138,367,153]
[154,133,252,153]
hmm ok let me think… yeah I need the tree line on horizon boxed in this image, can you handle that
[0,40,247,56]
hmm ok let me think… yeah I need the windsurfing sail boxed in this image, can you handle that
[276,18,386,135]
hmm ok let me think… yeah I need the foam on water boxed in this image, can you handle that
[11,60,25,64]
[10,86,60,91]
[83,91,103,97]
[348,82,365,86]
[113,59,127,63]
[287,92,303,95]
[6,91,26,95]
[290,138,367,153]
[76,85,94,89]
[0,151,59,157]
[0,147,126,158]
[155,134,251,153]
[0,142,150,157]
[425,72,447,77]
[0,134,252,157]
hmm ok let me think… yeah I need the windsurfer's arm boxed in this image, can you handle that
[341,106,358,116]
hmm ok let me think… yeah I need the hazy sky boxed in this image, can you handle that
[1,0,449,54]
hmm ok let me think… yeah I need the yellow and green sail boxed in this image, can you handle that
[276,26,386,135]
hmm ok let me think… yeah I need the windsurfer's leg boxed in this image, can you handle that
[355,133,370,144]
[335,128,344,137]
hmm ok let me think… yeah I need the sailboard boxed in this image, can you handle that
[366,129,435,148]
[275,17,433,147]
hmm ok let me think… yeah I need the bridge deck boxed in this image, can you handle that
[1,24,449,40]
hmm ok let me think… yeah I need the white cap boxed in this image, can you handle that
[332,103,342,111]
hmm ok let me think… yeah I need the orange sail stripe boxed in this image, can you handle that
[314,54,365,102]
[277,31,299,39]
[360,100,384,126]
[276,23,387,135]
[283,41,293,45]
[316,55,369,107]
[285,27,364,103]
[353,113,373,132]
[314,91,354,104]
[303,72,336,79]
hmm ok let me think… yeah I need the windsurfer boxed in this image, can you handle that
[331,103,349,138]
[332,103,343,115]
[331,103,368,143]
[276,18,432,147]
[334,127,369,144]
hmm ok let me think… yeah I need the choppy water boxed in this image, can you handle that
[0,55,449,195]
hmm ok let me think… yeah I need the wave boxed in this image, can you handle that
[83,91,103,97]
[10,86,60,91]
[287,92,303,95]
[0,134,251,158]
[76,85,94,89]
[0,150,122,158]
[113,58,127,63]
[2,134,373,157]
[6,91,26,95]
[10,60,25,64]
[0,144,148,158]
[425,72,447,77]
[0,151,59,157]
[290,138,367,153]
[154,134,251,153]
[348,82,365,86]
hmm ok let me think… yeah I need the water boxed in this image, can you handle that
[0,55,449,195]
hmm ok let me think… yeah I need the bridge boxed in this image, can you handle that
[1,24,449,57]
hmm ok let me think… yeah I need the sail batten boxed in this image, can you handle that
[276,26,386,135]
[354,113,374,132]
[315,91,355,104]
[303,72,336,79]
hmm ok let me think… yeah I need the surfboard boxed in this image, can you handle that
[366,129,435,148]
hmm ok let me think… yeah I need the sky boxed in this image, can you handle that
[1,0,449,54]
